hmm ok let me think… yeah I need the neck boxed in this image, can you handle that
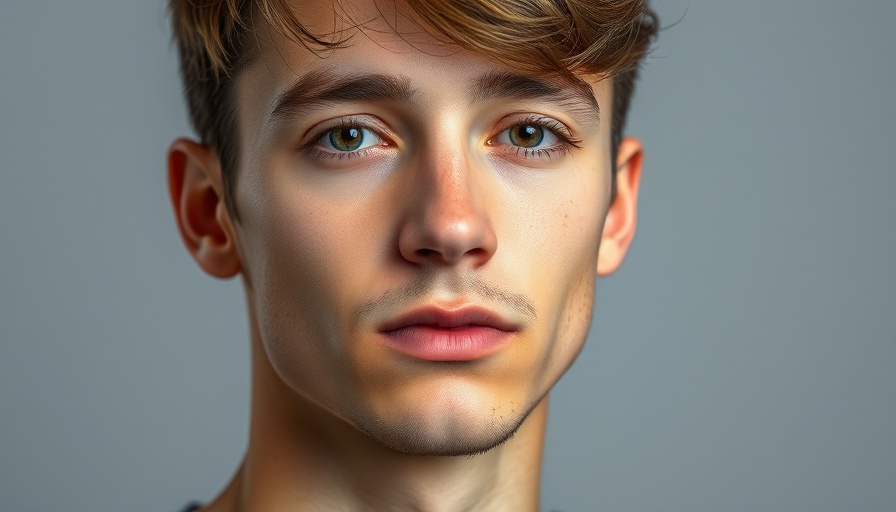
[204,325,547,512]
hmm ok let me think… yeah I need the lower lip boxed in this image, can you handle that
[380,326,512,362]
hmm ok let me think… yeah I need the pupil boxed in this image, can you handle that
[330,127,363,151]
[510,125,543,147]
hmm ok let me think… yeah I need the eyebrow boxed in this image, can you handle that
[270,68,415,122]
[269,68,600,126]
[469,70,601,125]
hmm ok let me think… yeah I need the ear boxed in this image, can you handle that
[597,136,643,276]
[167,138,241,278]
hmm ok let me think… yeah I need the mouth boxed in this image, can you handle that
[377,306,520,362]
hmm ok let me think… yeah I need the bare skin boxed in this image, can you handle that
[167,1,643,510]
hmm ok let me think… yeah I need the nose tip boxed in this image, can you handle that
[397,170,498,267]
[404,219,497,266]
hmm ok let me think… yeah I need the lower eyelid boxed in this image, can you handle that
[303,137,402,166]
[494,144,571,161]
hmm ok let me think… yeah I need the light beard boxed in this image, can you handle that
[349,398,540,457]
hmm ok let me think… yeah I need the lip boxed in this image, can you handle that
[378,306,520,362]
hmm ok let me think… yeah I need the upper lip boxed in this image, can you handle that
[378,306,521,333]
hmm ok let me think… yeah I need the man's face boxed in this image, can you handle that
[228,0,616,455]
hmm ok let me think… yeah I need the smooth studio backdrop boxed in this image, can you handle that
[1,1,894,511]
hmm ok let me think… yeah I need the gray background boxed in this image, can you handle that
[1,1,894,510]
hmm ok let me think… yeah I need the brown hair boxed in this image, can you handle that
[169,0,658,219]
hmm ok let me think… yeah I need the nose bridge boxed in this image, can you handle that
[397,128,497,266]
[425,144,477,219]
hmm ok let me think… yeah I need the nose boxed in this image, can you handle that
[397,149,497,267]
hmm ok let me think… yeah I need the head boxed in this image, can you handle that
[167,0,657,456]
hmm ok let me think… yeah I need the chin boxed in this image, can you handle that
[347,389,541,457]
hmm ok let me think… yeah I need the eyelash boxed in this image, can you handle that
[300,117,392,162]
[489,115,582,161]
[301,115,581,162]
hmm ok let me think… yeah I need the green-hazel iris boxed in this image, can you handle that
[508,125,544,148]
[329,127,364,151]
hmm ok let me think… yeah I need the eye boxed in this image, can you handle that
[486,116,581,162]
[320,126,383,152]
[494,122,560,149]
[510,125,546,147]
[300,116,398,166]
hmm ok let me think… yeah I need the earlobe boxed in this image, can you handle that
[167,138,242,278]
[597,136,643,277]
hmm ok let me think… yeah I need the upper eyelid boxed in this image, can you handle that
[301,115,394,148]
[498,114,568,133]
[491,115,581,148]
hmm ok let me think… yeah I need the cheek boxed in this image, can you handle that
[235,171,380,393]
[238,158,388,309]
[503,163,609,378]
[247,189,347,304]
[507,162,608,299]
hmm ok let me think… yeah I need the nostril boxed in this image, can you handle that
[398,208,498,266]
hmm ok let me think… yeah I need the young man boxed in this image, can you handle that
[167,0,657,509]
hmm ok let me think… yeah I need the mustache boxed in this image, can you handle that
[355,273,537,321]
